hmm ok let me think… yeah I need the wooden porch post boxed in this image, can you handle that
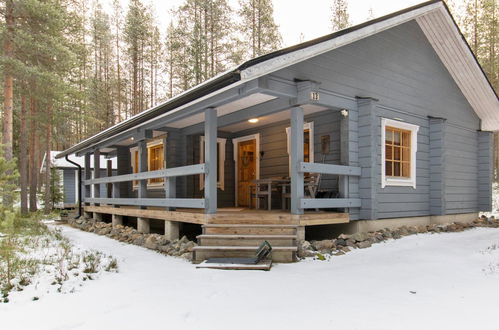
[84,152,92,219]
[93,150,103,221]
[112,146,131,227]
[290,106,304,215]
[164,133,179,239]
[204,107,217,214]
[137,139,150,233]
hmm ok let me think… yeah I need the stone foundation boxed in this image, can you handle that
[299,216,499,259]
[68,217,196,260]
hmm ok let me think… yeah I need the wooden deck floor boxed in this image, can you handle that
[84,205,349,226]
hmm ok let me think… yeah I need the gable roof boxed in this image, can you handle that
[57,0,498,159]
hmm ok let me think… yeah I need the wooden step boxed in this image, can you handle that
[203,224,298,235]
[193,246,297,263]
[197,234,297,247]
[196,260,272,271]
[208,213,294,224]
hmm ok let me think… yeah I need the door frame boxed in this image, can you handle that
[233,133,260,207]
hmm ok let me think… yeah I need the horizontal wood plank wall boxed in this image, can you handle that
[478,131,493,212]
[274,21,479,131]
[189,132,235,208]
[429,118,446,215]
[63,169,76,204]
[230,110,342,209]
[270,20,482,219]
[444,125,478,214]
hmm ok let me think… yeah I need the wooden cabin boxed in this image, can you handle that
[57,1,498,263]
[41,151,117,209]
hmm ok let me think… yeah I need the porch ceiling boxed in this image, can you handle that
[167,93,277,129]
[221,103,329,132]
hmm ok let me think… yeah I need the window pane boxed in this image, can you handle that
[402,131,411,147]
[402,147,410,162]
[393,162,401,176]
[386,161,393,176]
[385,145,393,160]
[394,146,401,161]
[304,129,310,162]
[393,131,401,145]
[402,162,410,177]
[385,129,393,144]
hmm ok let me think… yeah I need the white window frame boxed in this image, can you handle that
[199,136,226,191]
[131,138,166,189]
[381,118,419,189]
[286,122,315,174]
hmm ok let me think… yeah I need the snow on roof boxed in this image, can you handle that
[40,151,117,172]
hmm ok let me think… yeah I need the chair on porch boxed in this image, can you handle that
[281,174,321,210]
[249,180,273,210]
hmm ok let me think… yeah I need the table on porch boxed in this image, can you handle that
[249,176,320,211]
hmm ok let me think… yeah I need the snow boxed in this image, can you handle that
[2,225,499,330]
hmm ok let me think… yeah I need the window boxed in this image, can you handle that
[199,136,226,190]
[381,118,419,188]
[286,122,314,172]
[148,144,164,183]
[131,139,165,187]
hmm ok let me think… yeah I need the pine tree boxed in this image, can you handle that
[331,0,351,31]
[239,0,282,58]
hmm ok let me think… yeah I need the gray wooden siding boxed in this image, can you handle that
[63,169,76,204]
[444,125,478,214]
[231,110,343,209]
[478,131,493,212]
[375,107,431,219]
[268,20,483,219]
[429,118,446,215]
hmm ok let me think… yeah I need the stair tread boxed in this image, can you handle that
[197,234,297,239]
[203,224,298,228]
[193,245,298,251]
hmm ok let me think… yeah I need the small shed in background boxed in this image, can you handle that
[41,151,117,209]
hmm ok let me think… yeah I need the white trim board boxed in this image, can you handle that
[286,122,315,174]
[381,118,419,189]
[232,134,261,207]
[199,136,227,191]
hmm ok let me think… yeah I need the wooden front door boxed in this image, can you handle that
[237,139,257,207]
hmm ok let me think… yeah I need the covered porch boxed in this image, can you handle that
[79,76,362,240]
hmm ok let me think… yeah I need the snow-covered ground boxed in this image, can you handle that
[2,225,499,330]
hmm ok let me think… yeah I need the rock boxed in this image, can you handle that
[357,241,372,249]
[338,233,350,240]
[335,239,346,247]
[350,232,369,242]
[132,237,145,246]
[180,252,192,261]
[144,236,158,250]
[183,241,196,253]
[341,246,351,253]
[313,240,334,251]
[346,238,356,248]
[407,226,418,234]
[179,236,189,244]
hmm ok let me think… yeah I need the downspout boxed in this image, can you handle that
[65,155,82,219]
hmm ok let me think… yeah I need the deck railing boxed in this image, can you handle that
[298,162,361,209]
[84,164,206,209]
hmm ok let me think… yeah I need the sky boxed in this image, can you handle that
[104,0,426,47]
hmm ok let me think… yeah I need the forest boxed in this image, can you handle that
[0,0,496,217]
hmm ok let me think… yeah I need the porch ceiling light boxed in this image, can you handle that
[248,118,259,123]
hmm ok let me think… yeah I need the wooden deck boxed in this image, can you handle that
[84,205,349,226]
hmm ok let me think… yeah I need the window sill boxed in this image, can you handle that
[382,177,416,189]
